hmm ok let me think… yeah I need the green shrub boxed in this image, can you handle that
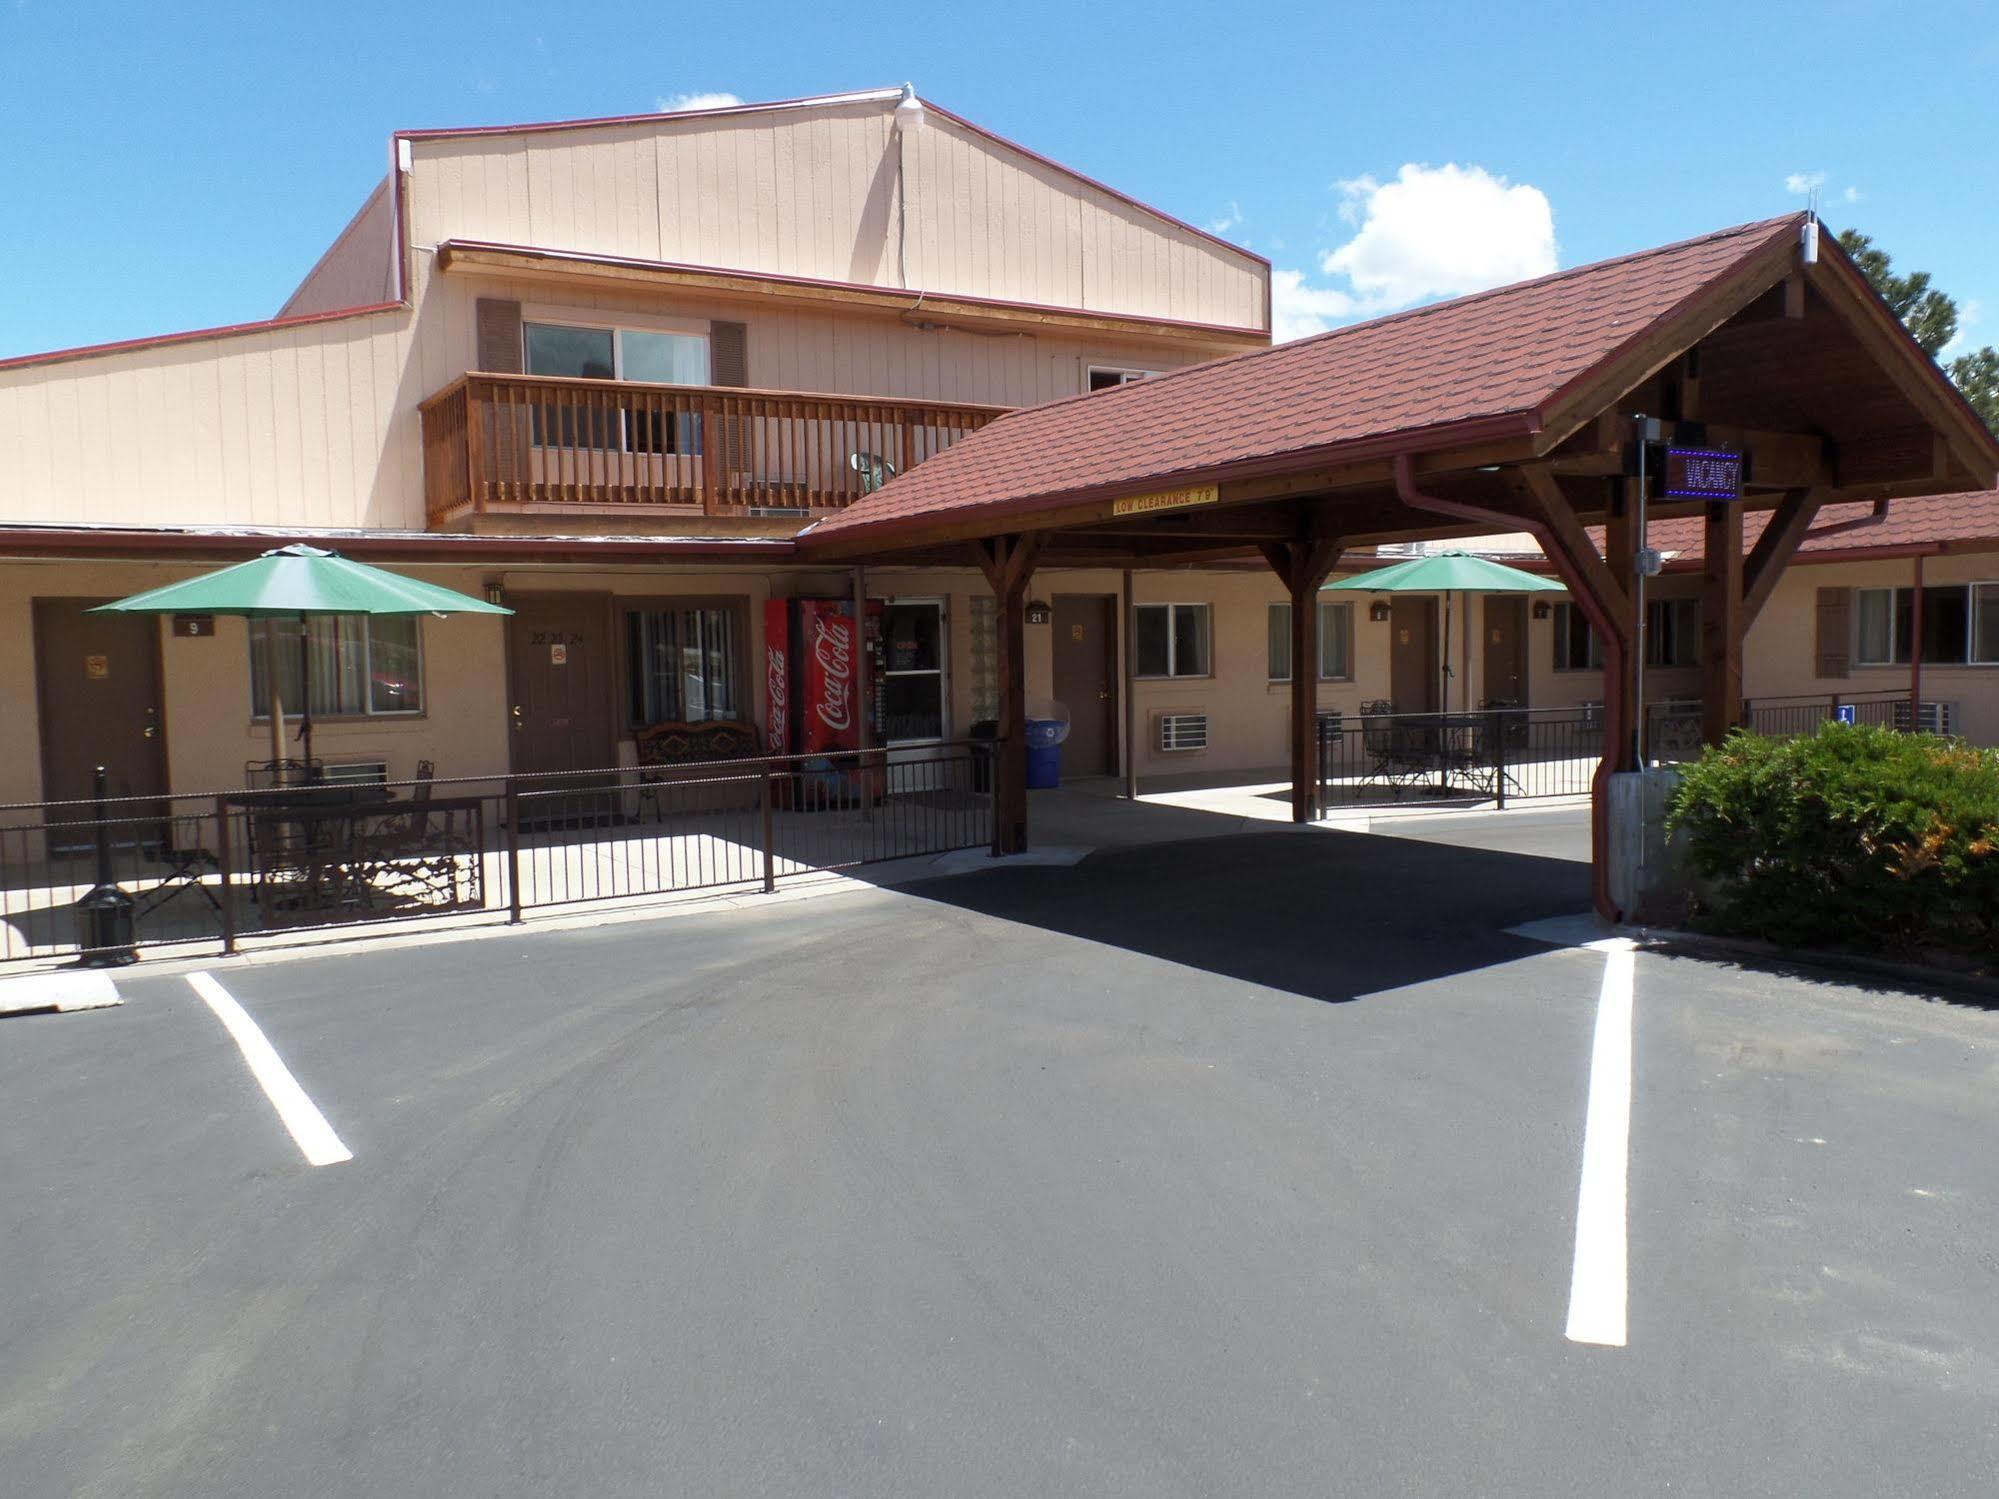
[1666,723,1999,961]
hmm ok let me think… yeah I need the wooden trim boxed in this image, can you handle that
[436,241,1270,349]
[1533,225,1800,451]
[1808,248,1999,488]
[1509,466,1631,644]
[1700,500,1744,743]
[1741,486,1828,627]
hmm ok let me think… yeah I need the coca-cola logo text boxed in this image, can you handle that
[765,644,788,747]
[811,615,855,733]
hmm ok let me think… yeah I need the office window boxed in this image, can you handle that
[626,605,740,725]
[1135,603,1211,678]
[1853,583,1998,666]
[1266,601,1353,681]
[1552,602,1603,672]
[881,600,947,742]
[250,616,422,718]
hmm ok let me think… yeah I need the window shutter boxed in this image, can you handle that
[709,321,749,386]
[709,321,750,479]
[475,298,523,373]
[1815,586,1851,679]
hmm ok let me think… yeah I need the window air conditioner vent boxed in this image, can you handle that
[1892,699,1957,735]
[1155,712,1208,753]
[320,760,390,786]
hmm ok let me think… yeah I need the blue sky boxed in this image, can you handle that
[3,0,1995,358]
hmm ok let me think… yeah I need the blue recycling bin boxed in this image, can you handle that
[1025,717,1064,788]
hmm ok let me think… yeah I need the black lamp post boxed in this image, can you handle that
[74,764,137,968]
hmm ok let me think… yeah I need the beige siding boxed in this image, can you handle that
[408,101,1266,330]
[278,177,397,317]
[0,257,1218,530]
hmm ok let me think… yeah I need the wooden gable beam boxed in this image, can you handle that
[1741,486,1829,628]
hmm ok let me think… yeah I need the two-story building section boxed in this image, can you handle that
[0,88,1271,805]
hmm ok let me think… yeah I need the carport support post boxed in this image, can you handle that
[1700,499,1744,745]
[1121,567,1138,802]
[1259,538,1344,823]
[979,534,1043,856]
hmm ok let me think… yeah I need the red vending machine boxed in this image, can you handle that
[763,597,884,801]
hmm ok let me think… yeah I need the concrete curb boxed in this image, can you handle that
[0,969,124,1015]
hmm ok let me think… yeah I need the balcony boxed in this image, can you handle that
[419,373,1006,526]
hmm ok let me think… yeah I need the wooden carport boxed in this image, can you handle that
[804,214,1999,918]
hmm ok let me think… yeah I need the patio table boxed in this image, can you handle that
[225,785,399,917]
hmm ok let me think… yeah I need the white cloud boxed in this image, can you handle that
[1270,268,1358,342]
[1785,170,1828,196]
[1207,200,1243,236]
[656,91,744,113]
[1841,185,1863,204]
[1263,162,1558,342]
[1318,163,1556,309]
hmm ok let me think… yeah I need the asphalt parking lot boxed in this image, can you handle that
[4,808,1995,1497]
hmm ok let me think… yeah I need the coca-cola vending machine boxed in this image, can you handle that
[763,597,884,801]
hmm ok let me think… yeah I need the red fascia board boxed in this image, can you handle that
[393,89,896,141]
[804,409,1542,551]
[437,240,1270,342]
[2,134,415,374]
[0,301,406,375]
[396,91,1268,274]
[0,528,801,564]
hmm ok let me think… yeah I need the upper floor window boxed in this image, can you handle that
[1088,367,1157,392]
[1855,583,1999,666]
[524,322,710,453]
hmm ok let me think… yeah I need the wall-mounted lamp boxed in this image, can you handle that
[1368,601,1391,623]
[1532,600,1551,620]
[1025,599,1052,626]
[485,581,506,606]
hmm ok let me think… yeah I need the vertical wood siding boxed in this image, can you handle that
[0,100,1266,532]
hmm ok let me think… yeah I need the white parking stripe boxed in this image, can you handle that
[1565,941,1636,1348]
[187,972,352,1167]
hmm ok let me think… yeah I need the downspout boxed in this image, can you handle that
[1394,455,1625,922]
[1909,552,1925,731]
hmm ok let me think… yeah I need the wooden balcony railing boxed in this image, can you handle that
[418,373,1006,525]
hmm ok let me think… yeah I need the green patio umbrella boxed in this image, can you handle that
[91,544,510,778]
[1324,550,1562,713]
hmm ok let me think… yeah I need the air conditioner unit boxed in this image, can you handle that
[1891,700,1957,735]
[1155,712,1208,753]
[320,760,389,785]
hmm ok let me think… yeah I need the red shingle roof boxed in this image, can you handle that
[1642,490,1999,563]
[811,214,1805,542]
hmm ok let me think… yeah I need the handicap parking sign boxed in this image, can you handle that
[1835,704,1856,725]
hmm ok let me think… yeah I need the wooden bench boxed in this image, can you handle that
[632,720,766,816]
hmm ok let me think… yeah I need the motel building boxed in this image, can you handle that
[1,88,1995,938]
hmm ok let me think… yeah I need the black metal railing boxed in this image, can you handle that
[0,742,993,966]
[1741,690,1924,738]
[1315,706,1604,812]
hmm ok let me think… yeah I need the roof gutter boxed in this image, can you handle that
[1392,454,1623,923]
